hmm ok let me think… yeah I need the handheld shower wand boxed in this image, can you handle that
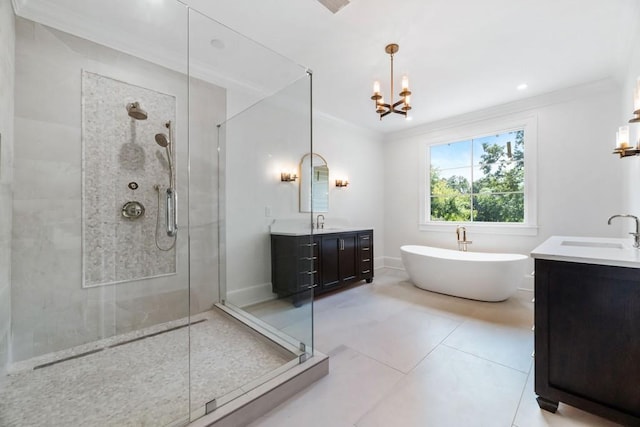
[155,121,177,239]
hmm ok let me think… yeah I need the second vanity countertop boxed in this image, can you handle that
[531,235,640,269]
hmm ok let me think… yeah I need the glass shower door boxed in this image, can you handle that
[187,7,314,422]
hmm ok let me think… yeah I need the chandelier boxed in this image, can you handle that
[371,43,412,120]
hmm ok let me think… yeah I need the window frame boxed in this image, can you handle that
[419,114,538,236]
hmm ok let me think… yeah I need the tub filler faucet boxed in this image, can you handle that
[456,226,472,252]
[607,214,640,248]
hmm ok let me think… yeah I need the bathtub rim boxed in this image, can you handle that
[400,244,528,262]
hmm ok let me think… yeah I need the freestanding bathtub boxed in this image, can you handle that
[400,245,528,302]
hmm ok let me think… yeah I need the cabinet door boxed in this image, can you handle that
[320,235,340,289]
[339,233,358,282]
[535,260,640,423]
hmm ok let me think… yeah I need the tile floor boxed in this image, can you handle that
[247,268,621,427]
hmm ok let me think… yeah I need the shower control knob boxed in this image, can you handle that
[122,201,145,219]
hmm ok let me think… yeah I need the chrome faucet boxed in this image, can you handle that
[316,214,325,230]
[456,225,472,252]
[607,214,640,248]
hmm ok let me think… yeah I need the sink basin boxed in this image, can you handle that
[561,240,624,249]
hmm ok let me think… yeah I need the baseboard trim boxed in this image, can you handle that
[226,282,276,308]
[383,256,404,270]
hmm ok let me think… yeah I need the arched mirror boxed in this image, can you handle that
[299,153,329,213]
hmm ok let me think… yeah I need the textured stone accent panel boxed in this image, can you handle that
[82,71,176,287]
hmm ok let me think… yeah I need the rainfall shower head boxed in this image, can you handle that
[155,133,169,147]
[126,102,148,120]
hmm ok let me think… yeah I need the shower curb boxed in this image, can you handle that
[189,352,329,427]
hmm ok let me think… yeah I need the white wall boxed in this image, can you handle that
[224,92,385,307]
[620,5,640,214]
[383,79,624,290]
[12,18,224,361]
[0,0,15,374]
[314,114,385,255]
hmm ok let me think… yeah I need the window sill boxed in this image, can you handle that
[419,222,538,236]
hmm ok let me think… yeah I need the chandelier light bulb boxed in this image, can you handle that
[402,75,409,90]
[373,81,381,94]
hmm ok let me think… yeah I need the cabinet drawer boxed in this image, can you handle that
[297,238,319,261]
[297,239,318,254]
[359,234,371,247]
[360,259,372,274]
[297,269,317,288]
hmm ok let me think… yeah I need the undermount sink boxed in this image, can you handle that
[560,240,624,249]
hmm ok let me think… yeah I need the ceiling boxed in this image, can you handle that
[13,0,640,134]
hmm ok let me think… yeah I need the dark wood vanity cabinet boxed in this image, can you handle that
[534,259,640,426]
[271,229,373,300]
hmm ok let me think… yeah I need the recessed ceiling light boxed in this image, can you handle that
[210,39,225,49]
[517,83,528,91]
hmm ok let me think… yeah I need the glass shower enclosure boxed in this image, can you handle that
[0,1,314,425]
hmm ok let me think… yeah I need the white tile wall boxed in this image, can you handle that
[0,0,16,375]
[12,18,225,362]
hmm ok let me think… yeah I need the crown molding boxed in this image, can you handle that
[386,78,619,142]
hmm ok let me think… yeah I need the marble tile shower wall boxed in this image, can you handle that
[12,17,225,362]
[82,71,177,287]
[0,1,15,375]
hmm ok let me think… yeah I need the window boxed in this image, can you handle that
[419,115,537,235]
[431,129,524,222]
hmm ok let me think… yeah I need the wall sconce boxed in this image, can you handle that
[630,77,640,123]
[615,77,640,157]
[280,170,298,182]
[335,178,349,188]
[613,125,640,157]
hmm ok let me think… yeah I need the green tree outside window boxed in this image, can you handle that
[429,130,524,223]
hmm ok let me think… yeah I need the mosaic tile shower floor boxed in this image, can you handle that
[0,308,295,426]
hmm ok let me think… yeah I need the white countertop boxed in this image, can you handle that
[270,225,373,236]
[530,235,640,269]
